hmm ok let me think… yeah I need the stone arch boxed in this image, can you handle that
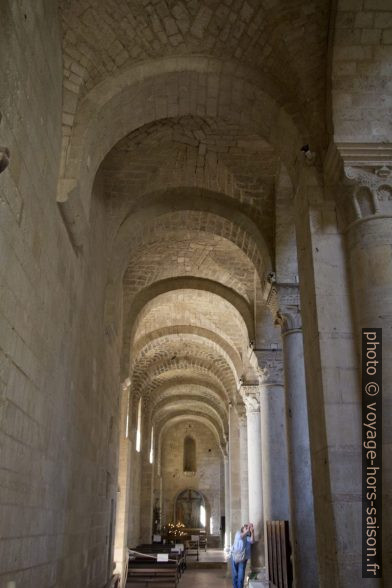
[127,290,249,394]
[102,115,277,228]
[112,191,270,277]
[122,282,252,380]
[150,378,231,417]
[131,351,238,401]
[132,326,243,376]
[156,414,226,475]
[58,57,304,217]
[151,383,228,427]
[131,332,240,393]
[152,396,227,443]
[174,488,207,528]
[104,193,269,359]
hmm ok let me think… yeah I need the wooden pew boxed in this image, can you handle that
[135,544,186,575]
[266,520,293,588]
[127,549,179,586]
[185,537,199,561]
[198,532,207,552]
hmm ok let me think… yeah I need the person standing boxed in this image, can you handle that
[230,522,254,588]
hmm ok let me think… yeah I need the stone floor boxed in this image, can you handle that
[198,548,228,563]
[127,549,236,586]
[179,568,233,586]
[127,568,233,587]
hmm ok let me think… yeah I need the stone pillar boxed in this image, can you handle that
[139,410,154,544]
[229,407,241,540]
[242,386,264,571]
[258,358,290,524]
[339,163,392,579]
[274,285,319,587]
[238,409,249,523]
[224,452,231,550]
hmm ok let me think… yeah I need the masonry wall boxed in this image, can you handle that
[295,167,361,587]
[160,422,222,535]
[332,0,392,142]
[0,4,121,587]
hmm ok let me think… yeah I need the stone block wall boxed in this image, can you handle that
[160,421,222,535]
[332,0,392,142]
[0,3,121,587]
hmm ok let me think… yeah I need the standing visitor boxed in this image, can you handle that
[230,523,254,588]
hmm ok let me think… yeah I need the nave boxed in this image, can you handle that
[0,2,391,588]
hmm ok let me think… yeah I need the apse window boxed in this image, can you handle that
[149,426,154,464]
[136,397,142,452]
[183,435,196,473]
[200,504,206,528]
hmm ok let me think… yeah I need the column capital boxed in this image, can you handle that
[235,404,247,426]
[240,385,261,414]
[275,284,301,336]
[324,142,392,229]
[258,359,284,386]
[264,280,302,335]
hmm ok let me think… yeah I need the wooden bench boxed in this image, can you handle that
[266,520,293,588]
[135,545,186,575]
[185,538,199,561]
[198,533,207,552]
[127,551,179,586]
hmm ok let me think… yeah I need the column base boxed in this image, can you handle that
[248,568,269,587]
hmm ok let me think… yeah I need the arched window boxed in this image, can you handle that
[183,435,196,472]
[136,397,142,453]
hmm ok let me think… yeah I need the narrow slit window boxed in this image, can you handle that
[125,386,130,439]
[149,426,154,464]
[200,504,206,528]
[136,397,142,453]
[183,435,196,472]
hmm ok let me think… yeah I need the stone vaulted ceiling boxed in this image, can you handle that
[58,0,332,442]
[60,0,331,142]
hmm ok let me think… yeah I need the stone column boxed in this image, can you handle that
[274,285,319,587]
[338,162,392,580]
[229,407,241,540]
[258,358,290,524]
[139,410,154,544]
[238,408,249,523]
[223,452,231,550]
[242,386,264,571]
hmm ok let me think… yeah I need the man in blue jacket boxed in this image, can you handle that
[230,522,254,588]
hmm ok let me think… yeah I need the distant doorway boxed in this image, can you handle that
[175,489,205,527]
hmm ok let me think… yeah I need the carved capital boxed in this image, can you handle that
[258,360,284,386]
[269,283,302,334]
[275,308,302,334]
[324,142,392,228]
[241,385,261,414]
[235,404,247,426]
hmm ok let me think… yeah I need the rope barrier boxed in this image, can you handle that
[128,548,178,563]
